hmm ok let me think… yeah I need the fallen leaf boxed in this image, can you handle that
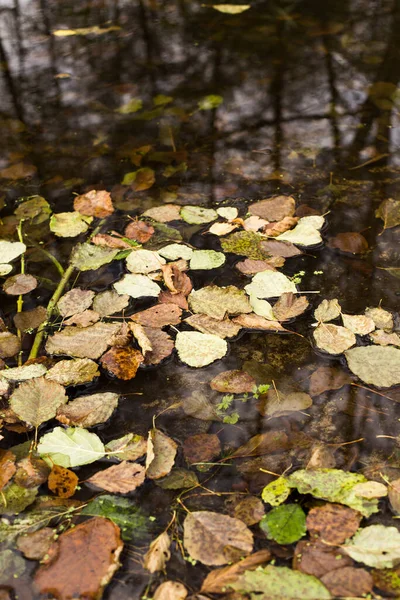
[50,212,92,237]
[46,322,120,359]
[146,429,177,479]
[63,309,100,327]
[0,240,26,263]
[142,204,182,222]
[14,456,50,488]
[57,288,95,317]
[261,477,291,506]
[3,274,37,295]
[184,314,241,338]
[232,431,289,458]
[0,449,16,491]
[180,206,218,225]
[276,216,324,246]
[376,197,400,229]
[320,567,373,598]
[14,195,51,223]
[91,233,131,249]
[53,25,121,36]
[175,331,228,367]
[92,289,130,317]
[249,196,296,221]
[116,97,142,114]
[56,392,119,428]
[70,243,119,271]
[141,327,174,365]
[314,299,341,322]
[309,366,351,396]
[48,465,78,498]
[208,222,238,235]
[260,504,306,544]
[345,345,400,387]
[372,565,400,596]
[159,290,188,309]
[231,496,265,526]
[190,249,226,270]
[126,249,165,274]
[88,461,145,493]
[10,377,67,427]
[125,219,154,242]
[210,370,256,393]
[0,162,36,179]
[154,581,187,600]
[211,4,250,14]
[261,239,302,257]
[17,527,55,560]
[353,481,387,498]
[306,503,362,544]
[264,216,299,237]
[201,549,271,593]
[273,293,309,321]
[183,391,219,421]
[34,517,123,600]
[143,531,171,573]
[365,306,393,330]
[114,273,161,298]
[217,206,238,220]
[38,427,105,467]
[105,433,147,461]
[189,285,251,320]
[259,389,312,418]
[0,550,25,588]
[235,257,284,275]
[293,540,353,578]
[328,232,369,254]
[232,314,285,331]
[0,363,47,381]
[156,468,199,490]
[249,295,276,319]
[370,329,400,346]
[313,324,356,354]
[245,271,297,299]
[0,483,38,514]
[100,346,144,380]
[129,323,153,355]
[162,264,192,296]
[183,433,221,464]
[184,511,253,566]
[14,306,47,331]
[242,215,269,232]
[131,304,182,327]
[46,358,99,386]
[388,478,400,514]
[341,313,375,335]
[81,495,149,542]
[159,243,193,261]
[0,331,21,358]
[342,525,400,568]
[73,189,114,218]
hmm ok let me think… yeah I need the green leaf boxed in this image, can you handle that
[276,216,324,247]
[14,196,51,224]
[345,346,400,387]
[262,477,291,507]
[232,565,331,599]
[50,212,93,237]
[0,483,38,514]
[158,243,194,260]
[245,271,297,299]
[116,98,143,114]
[10,377,67,427]
[189,285,252,320]
[180,206,218,224]
[343,525,400,569]
[221,231,270,259]
[71,243,119,271]
[190,250,226,270]
[198,95,223,110]
[259,504,306,544]
[113,273,161,298]
[156,468,199,490]
[38,427,105,467]
[287,469,379,517]
[81,495,150,541]
[175,331,228,367]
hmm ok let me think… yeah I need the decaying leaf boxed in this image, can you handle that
[272,293,309,321]
[141,327,174,365]
[0,240,26,263]
[48,465,78,498]
[0,363,47,381]
[261,239,303,257]
[183,511,253,566]
[293,540,352,579]
[0,449,16,491]
[221,231,271,260]
[264,216,299,237]
[46,322,120,359]
[313,324,356,355]
[328,232,369,254]
[341,313,375,335]
[306,503,362,544]
[309,366,351,396]
[46,358,99,386]
[175,331,228,367]
[56,392,119,428]
[131,304,182,327]
[370,329,400,346]
[232,313,285,331]
[88,461,145,493]
[73,189,114,218]
[208,221,238,236]
[259,389,312,418]
[106,433,147,462]
[71,243,119,271]
[249,295,276,319]
[314,299,341,322]
[34,517,123,599]
[142,204,182,222]
[0,331,21,358]
[125,219,154,242]
[210,370,256,393]
[276,216,324,247]
[114,273,161,298]
[365,306,393,331]
[143,531,171,573]
[342,525,400,569]
[245,271,297,299]
[184,314,241,338]
[91,233,131,249]
[63,309,100,327]
[10,377,67,427]
[320,566,373,598]
[146,429,177,479]
[235,257,284,275]
[38,427,105,467]
[183,433,221,464]
[189,285,251,320]
[57,288,95,318]
[100,346,144,379]
[376,197,400,229]
[126,248,165,274]
[345,345,400,387]
[3,274,37,295]
[154,581,187,600]
[232,430,289,458]
[17,527,55,560]
[180,205,217,224]
[249,196,296,222]
[230,496,265,526]
[50,212,93,237]
[92,290,130,317]
[13,306,47,332]
[190,249,226,270]
[201,549,271,593]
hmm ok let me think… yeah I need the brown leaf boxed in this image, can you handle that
[48,465,78,498]
[263,216,299,237]
[0,449,16,491]
[91,233,131,249]
[154,581,187,600]
[0,331,21,358]
[124,219,154,243]
[185,314,241,338]
[162,264,192,296]
[306,503,362,544]
[92,290,130,317]
[230,496,265,526]
[388,478,400,514]
[13,306,47,332]
[232,314,285,331]
[375,197,400,229]
[63,310,100,327]
[306,444,336,469]
[235,257,284,275]
[131,167,155,191]
[0,161,37,179]
[260,239,302,258]
[129,323,153,355]
[370,329,400,346]
[183,433,221,465]
[141,327,174,365]
[46,322,120,359]
[272,293,309,321]
[73,189,114,218]
[142,204,182,222]
[17,527,55,560]
[34,517,123,599]
[130,303,182,327]
[100,346,144,379]
[143,531,171,573]
[108,322,131,347]
[210,370,256,393]
[46,358,100,386]
[293,540,353,578]
[3,274,37,295]
[158,290,188,310]
[249,196,296,222]
[57,288,95,318]
[372,565,400,596]
[309,366,351,396]
[105,433,147,461]
[14,456,50,488]
[146,429,177,479]
[56,392,119,428]
[201,549,271,593]
[328,232,369,254]
[321,567,373,597]
[258,388,312,418]
[232,431,289,458]
[183,511,253,566]
[88,461,145,493]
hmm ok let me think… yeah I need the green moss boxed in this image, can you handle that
[221,231,271,260]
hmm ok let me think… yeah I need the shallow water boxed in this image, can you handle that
[2,0,400,597]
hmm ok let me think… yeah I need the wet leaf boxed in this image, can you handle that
[388,478,400,514]
[106,433,147,461]
[0,161,36,179]
[376,198,400,229]
[365,306,393,330]
[260,504,306,544]
[46,358,99,386]
[232,565,331,599]
[46,322,120,359]
[232,313,285,331]
[231,496,265,526]
[156,468,199,490]
[183,391,219,421]
[163,264,192,296]
[81,495,149,541]
[91,233,131,249]
[210,370,256,393]
[245,271,297,298]
[175,331,228,367]
[17,527,55,560]
[71,243,119,271]
[343,525,400,568]
[14,456,50,488]
[320,566,373,598]
[341,313,375,335]
[345,345,400,387]
[0,240,26,265]
[185,314,241,338]
[353,480,387,498]
[131,303,182,327]
[328,232,369,254]
[0,449,16,491]
[183,433,221,464]
[116,97,143,114]
[0,483,38,514]
[370,329,400,346]
[314,298,342,322]
[232,430,289,458]
[272,293,309,321]
[10,377,67,427]
[180,206,217,224]
[73,189,114,218]
[261,239,302,258]
[313,324,356,354]
[189,285,251,320]
[3,273,37,295]
[126,248,165,274]
[13,306,47,332]
[293,541,352,578]
[208,221,238,235]
[309,366,351,396]
[184,511,253,566]
[88,461,145,493]
[217,206,238,220]
[260,389,312,418]
[201,549,271,593]
[159,290,188,309]
[0,549,25,583]
[261,477,291,506]
[264,216,299,237]
[143,531,171,573]
[146,429,177,479]
[0,264,12,275]
[142,204,182,222]
[114,273,161,298]
[92,289,130,317]
[14,196,51,224]
[63,309,100,327]
[221,231,271,260]
[38,427,105,467]
[198,94,223,110]
[57,288,95,317]
[48,465,78,498]
[141,327,174,365]
[50,211,92,237]
[306,503,362,544]
[249,196,296,222]
[249,295,276,319]
[372,565,400,596]
[159,243,193,260]
[100,346,144,379]
[190,249,225,270]
[34,517,123,600]
[56,392,119,428]
[276,216,324,246]
[125,219,154,242]
[235,257,284,275]
[0,363,47,381]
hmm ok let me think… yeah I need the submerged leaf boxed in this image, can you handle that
[376,198,400,229]
[71,243,119,271]
[175,331,228,367]
[142,204,182,222]
[57,288,95,317]
[81,495,149,541]
[201,550,271,593]
[345,345,400,387]
[210,370,256,393]
[3,274,37,295]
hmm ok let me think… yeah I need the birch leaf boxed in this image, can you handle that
[146,429,177,479]
[314,299,341,322]
[0,364,47,381]
[180,206,217,224]
[345,346,400,387]
[0,240,26,263]
[45,358,99,386]
[189,250,225,270]
[276,216,324,246]
[50,212,92,237]
[56,392,119,428]
[343,525,400,569]
[87,461,145,493]
[314,324,356,355]
[10,377,67,427]
[143,532,171,573]
[126,249,165,274]
[38,427,105,467]
[175,331,228,367]
[245,271,297,299]
[341,313,375,335]
[114,274,161,298]
[189,285,251,320]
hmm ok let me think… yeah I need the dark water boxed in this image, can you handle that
[2,0,400,597]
